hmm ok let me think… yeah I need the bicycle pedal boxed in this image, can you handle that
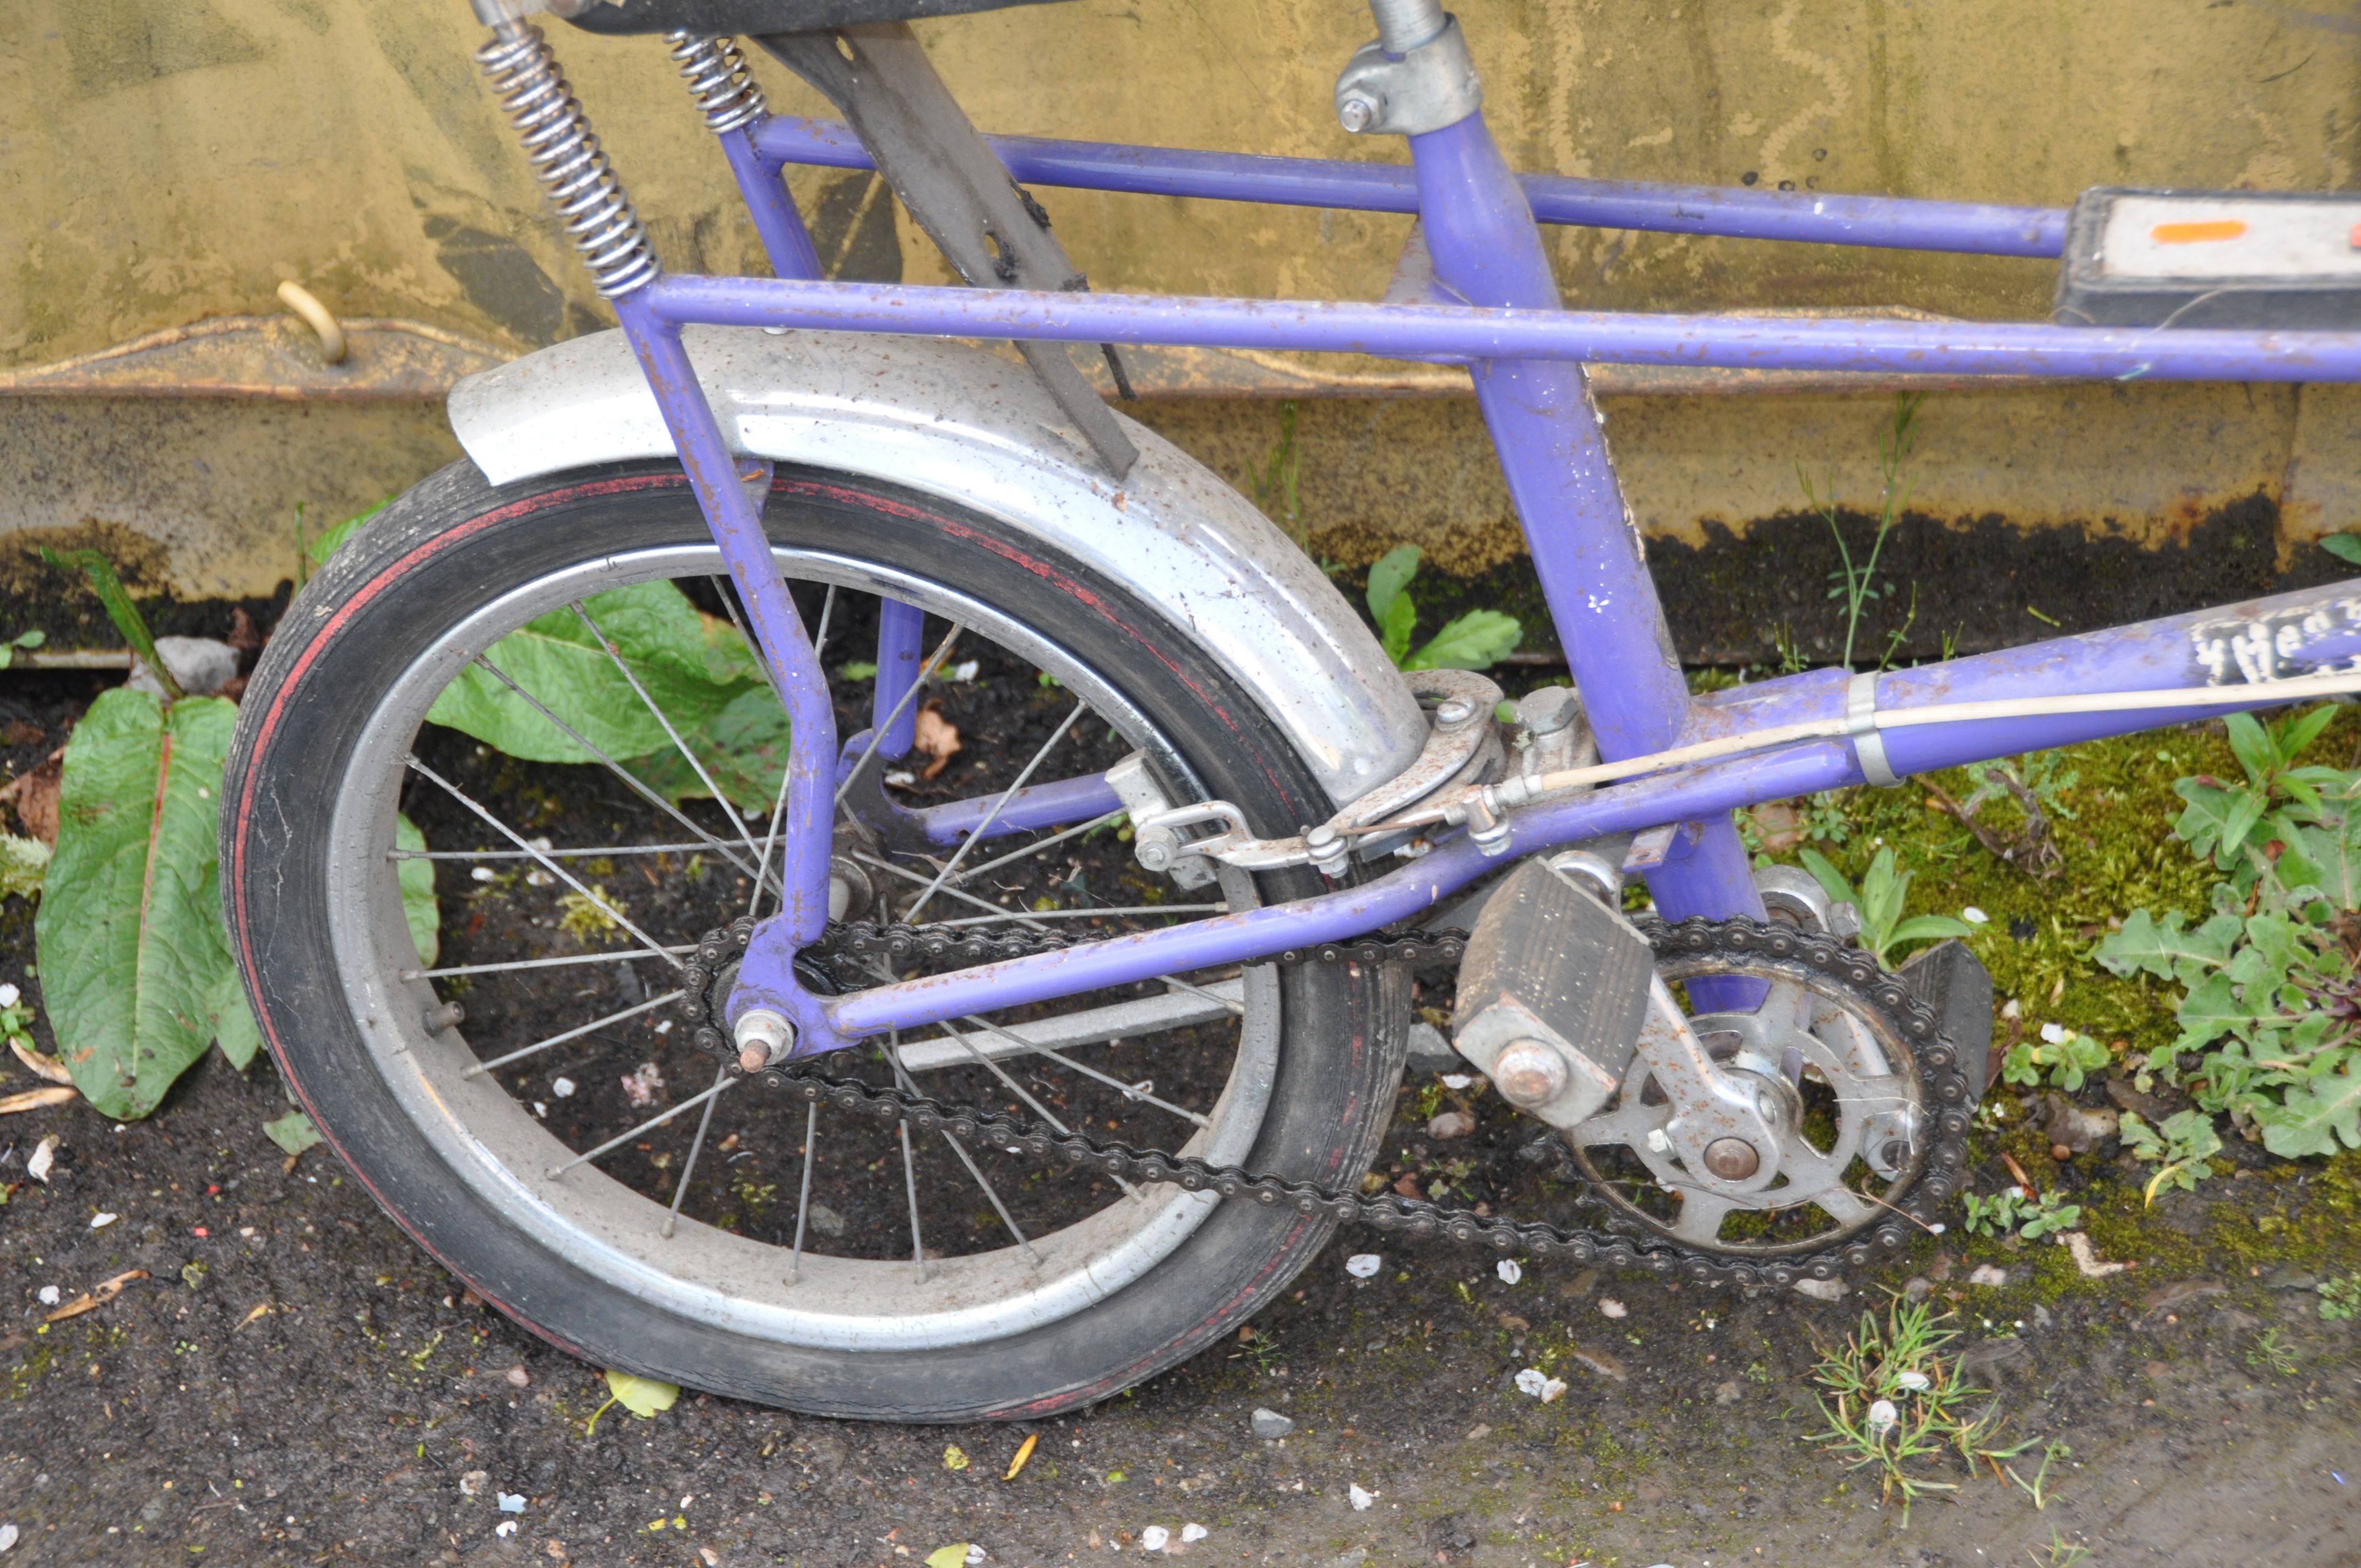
[1897,937,1996,1096]
[2058,187,2361,329]
[1450,857,1654,1129]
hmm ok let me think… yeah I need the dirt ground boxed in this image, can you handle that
[7,1026,2361,1568]
[6,608,2361,1568]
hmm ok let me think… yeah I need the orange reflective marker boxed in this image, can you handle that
[2150,219,2248,244]
[2349,222,2361,250]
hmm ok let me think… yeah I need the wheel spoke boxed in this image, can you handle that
[941,808,1125,889]
[460,990,686,1078]
[894,980,1242,1072]
[894,1033,929,1280]
[390,842,718,862]
[958,1013,1211,1128]
[405,946,695,982]
[570,600,769,874]
[467,655,766,888]
[851,850,1053,930]
[546,1074,737,1179]
[889,1046,1038,1266]
[903,700,1090,924]
[788,1098,819,1283]
[405,752,688,968]
[832,622,964,812]
[661,1063,731,1238]
[1159,974,1247,1017]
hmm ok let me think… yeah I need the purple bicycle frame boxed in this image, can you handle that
[595,54,2361,1060]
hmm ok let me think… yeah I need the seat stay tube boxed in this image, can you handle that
[610,292,841,1046]
[1404,111,1767,937]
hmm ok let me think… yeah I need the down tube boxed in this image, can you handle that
[1405,111,1765,940]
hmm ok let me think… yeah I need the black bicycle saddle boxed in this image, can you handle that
[556,0,1065,34]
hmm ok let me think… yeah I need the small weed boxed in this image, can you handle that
[2117,1108,2224,1200]
[2005,1440,2071,1509]
[1808,1297,2032,1523]
[1960,1185,2081,1242]
[1925,750,2079,877]
[1252,401,1304,545]
[1363,546,1522,673]
[1798,845,1974,965]
[2001,1024,2111,1093]
[2032,1526,2093,1567]
[2318,1273,2361,1322]
[1799,392,1925,669]
[2247,1327,2298,1376]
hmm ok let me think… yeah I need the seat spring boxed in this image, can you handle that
[474,23,660,298]
[667,33,769,134]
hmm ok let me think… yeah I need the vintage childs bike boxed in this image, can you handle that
[221,0,2361,1419]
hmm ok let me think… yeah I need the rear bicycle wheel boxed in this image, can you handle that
[222,458,1407,1420]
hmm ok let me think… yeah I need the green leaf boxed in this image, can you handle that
[1378,591,1417,667]
[1796,847,1857,911]
[0,832,51,900]
[2280,705,2341,765]
[926,1547,971,1568]
[41,549,176,701]
[2173,971,2257,1053]
[207,964,263,1070]
[1364,545,1421,624]
[2260,1058,2361,1157]
[1404,610,1522,672]
[2096,909,2228,982]
[427,583,757,763]
[34,691,242,1120]
[262,1109,322,1157]
[2224,711,2274,790]
[624,685,790,813]
[838,660,879,681]
[396,813,439,969]
[2324,532,2361,566]
[1887,914,1975,954]
[602,1369,680,1418]
[304,499,389,571]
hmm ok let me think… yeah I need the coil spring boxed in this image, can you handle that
[666,33,768,134]
[475,23,659,298]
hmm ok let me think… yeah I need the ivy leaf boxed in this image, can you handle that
[34,691,241,1121]
[1405,610,1522,672]
[1364,545,1421,626]
[2260,1057,2361,1158]
[2324,532,2361,566]
[396,813,439,968]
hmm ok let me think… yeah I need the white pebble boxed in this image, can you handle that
[1865,1398,1898,1436]
[1514,1368,1547,1396]
[0,982,20,1007]
[1348,1484,1377,1511]
[950,660,981,683]
[471,867,497,883]
[1179,1525,1207,1544]
[1344,1253,1381,1279]
[1496,1259,1522,1286]
[26,1134,57,1183]
[652,1019,673,1036]
[1598,1298,1626,1319]
[495,1521,518,1539]
[1960,906,1988,925]
[1967,1264,2009,1287]
[90,1211,117,1229]
[36,1285,58,1305]
[2039,1022,2066,1044]
[552,1077,576,1098]
[532,1102,548,1118]
[1439,1073,1472,1090]
[1140,1526,1169,1551]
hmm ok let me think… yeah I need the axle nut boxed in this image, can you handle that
[1491,1039,1569,1108]
[734,1007,795,1073]
[1701,1136,1761,1180]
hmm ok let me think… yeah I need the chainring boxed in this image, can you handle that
[678,913,1971,1288]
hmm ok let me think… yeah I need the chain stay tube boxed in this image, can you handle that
[715,915,1972,1288]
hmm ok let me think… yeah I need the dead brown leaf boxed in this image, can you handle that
[226,606,264,654]
[0,1084,78,1114]
[233,1302,274,1332]
[1,748,63,844]
[913,700,962,782]
[0,720,42,748]
[44,1268,149,1323]
[11,1038,72,1085]
[1568,1346,1630,1382]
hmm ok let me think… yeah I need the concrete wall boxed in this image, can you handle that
[6,0,2361,604]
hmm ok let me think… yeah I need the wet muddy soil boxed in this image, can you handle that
[4,593,2361,1567]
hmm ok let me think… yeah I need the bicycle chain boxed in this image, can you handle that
[679,913,1972,1288]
